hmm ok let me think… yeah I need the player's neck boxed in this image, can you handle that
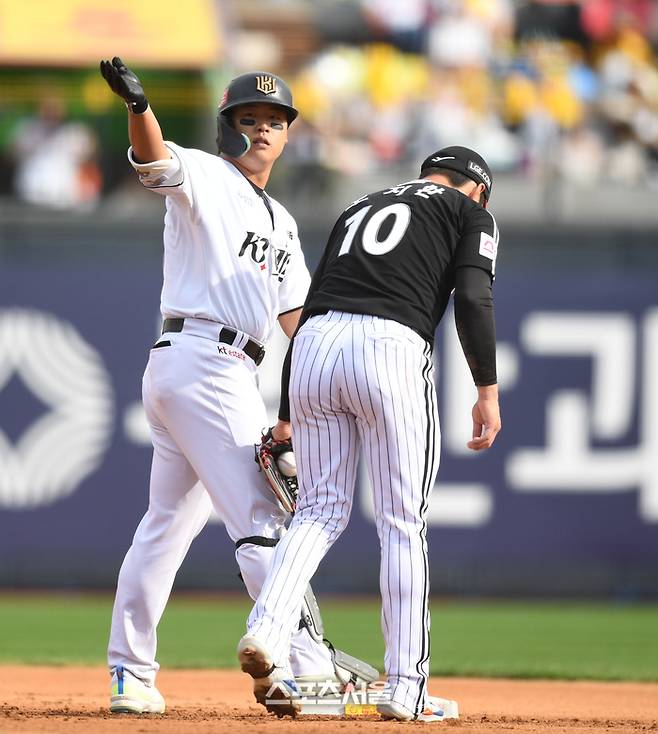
[228,158,272,190]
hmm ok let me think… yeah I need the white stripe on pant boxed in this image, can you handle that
[248,310,440,715]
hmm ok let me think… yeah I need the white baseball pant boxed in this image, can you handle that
[108,318,334,684]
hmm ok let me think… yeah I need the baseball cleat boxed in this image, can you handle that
[238,635,301,717]
[378,694,459,722]
[109,665,165,714]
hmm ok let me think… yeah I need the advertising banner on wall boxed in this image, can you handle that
[1,256,656,596]
[0,0,223,68]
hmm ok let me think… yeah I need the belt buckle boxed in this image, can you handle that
[254,345,265,366]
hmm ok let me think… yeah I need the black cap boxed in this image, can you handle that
[420,146,492,200]
[218,71,298,124]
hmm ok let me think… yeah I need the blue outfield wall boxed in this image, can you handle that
[0,255,657,597]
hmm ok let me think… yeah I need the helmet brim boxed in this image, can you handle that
[220,98,298,124]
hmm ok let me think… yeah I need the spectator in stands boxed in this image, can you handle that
[10,96,102,210]
[214,0,658,189]
[360,0,432,54]
[515,0,589,47]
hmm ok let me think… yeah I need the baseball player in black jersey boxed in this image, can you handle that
[237,146,501,721]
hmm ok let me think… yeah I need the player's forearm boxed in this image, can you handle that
[277,306,315,420]
[454,266,497,386]
[99,57,167,163]
[128,107,169,164]
[278,308,302,339]
[278,339,293,422]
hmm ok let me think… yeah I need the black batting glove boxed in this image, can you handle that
[99,57,148,114]
[216,114,251,158]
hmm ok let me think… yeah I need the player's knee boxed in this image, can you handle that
[234,535,279,550]
[295,504,350,538]
[234,536,280,600]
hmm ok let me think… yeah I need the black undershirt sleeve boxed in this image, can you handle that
[453,265,497,386]
[277,233,338,422]
[278,338,294,422]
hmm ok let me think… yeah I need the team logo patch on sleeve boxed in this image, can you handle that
[479,231,497,260]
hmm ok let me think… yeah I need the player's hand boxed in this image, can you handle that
[99,57,148,113]
[270,419,292,442]
[467,385,501,451]
[256,424,297,513]
[216,115,251,158]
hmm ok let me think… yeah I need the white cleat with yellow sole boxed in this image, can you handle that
[110,666,165,714]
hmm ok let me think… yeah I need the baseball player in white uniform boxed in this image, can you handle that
[238,147,502,721]
[99,57,373,715]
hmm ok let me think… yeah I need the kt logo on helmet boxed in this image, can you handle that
[256,75,277,95]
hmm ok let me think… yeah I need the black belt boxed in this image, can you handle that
[162,317,265,366]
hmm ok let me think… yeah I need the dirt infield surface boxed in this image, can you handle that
[1,666,656,734]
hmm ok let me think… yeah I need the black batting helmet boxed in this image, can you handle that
[218,71,298,125]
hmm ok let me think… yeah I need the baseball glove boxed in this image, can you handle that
[255,429,298,514]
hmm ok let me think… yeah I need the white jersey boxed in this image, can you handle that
[128,141,310,344]
[110,143,336,693]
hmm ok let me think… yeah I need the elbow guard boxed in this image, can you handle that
[127,146,183,187]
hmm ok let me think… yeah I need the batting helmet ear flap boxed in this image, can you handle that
[216,112,251,158]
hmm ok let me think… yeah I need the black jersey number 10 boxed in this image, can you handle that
[338,203,411,257]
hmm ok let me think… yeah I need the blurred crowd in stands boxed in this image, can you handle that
[8,96,102,210]
[287,0,658,191]
[3,0,658,210]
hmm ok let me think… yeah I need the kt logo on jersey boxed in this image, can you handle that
[239,232,291,281]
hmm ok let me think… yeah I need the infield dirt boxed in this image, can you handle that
[1,666,656,733]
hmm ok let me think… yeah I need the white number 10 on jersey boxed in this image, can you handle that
[338,203,412,257]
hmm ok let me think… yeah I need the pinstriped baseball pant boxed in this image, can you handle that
[248,310,440,715]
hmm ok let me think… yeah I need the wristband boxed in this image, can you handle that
[126,99,148,114]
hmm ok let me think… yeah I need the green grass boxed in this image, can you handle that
[0,593,656,682]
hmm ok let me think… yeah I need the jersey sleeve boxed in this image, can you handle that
[453,205,500,277]
[453,266,497,385]
[127,141,197,209]
[277,224,312,315]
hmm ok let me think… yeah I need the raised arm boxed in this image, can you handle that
[100,57,169,164]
